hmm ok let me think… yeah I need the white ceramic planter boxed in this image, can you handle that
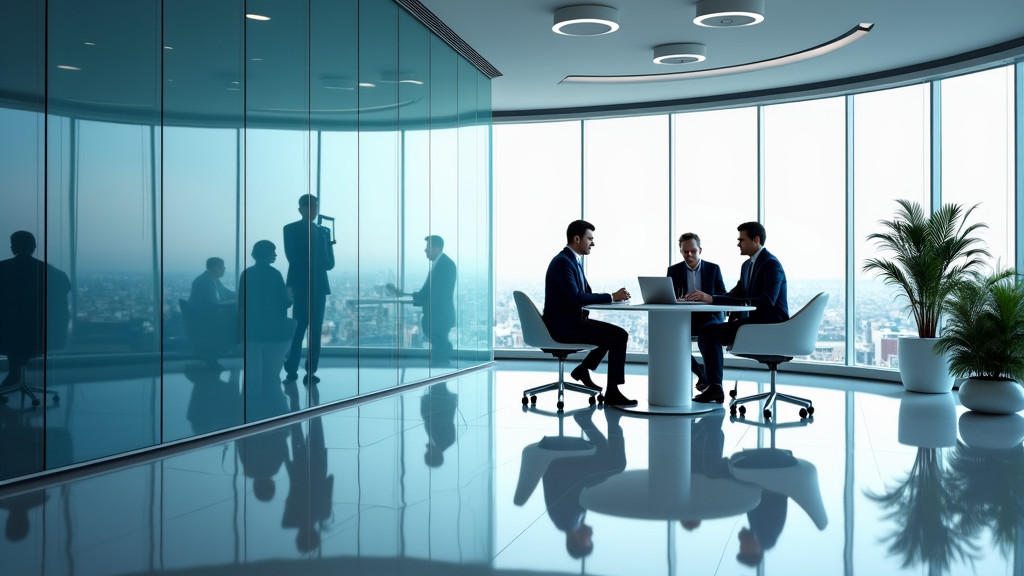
[897,337,953,393]
[958,412,1024,449]
[957,377,1024,415]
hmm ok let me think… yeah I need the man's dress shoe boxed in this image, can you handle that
[692,386,724,404]
[570,366,603,391]
[603,388,638,407]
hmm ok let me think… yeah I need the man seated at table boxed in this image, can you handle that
[543,219,636,407]
[683,221,788,403]
[666,232,725,392]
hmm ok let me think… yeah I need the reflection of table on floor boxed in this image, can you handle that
[587,302,753,415]
[580,417,760,520]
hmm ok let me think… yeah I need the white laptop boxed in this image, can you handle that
[637,276,702,305]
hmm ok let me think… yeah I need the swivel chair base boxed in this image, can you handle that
[728,357,812,421]
[0,366,59,407]
[521,351,603,412]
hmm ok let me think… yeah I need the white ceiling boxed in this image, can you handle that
[418,0,1024,118]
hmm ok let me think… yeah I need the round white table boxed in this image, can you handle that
[586,301,753,415]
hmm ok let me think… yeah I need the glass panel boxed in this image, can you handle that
[245,1,314,419]
[941,66,1016,269]
[358,0,400,395]
[853,84,930,367]
[163,0,245,440]
[584,115,670,352]
[492,121,581,349]
[456,57,480,371]
[312,0,359,405]
[763,97,846,363]
[397,11,433,383]
[44,0,163,466]
[673,107,758,292]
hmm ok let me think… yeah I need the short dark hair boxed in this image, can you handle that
[678,232,701,247]
[10,231,36,255]
[424,235,444,250]
[737,221,766,245]
[206,257,225,271]
[298,194,318,208]
[566,220,595,244]
[251,240,276,259]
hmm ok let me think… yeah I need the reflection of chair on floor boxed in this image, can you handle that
[513,291,601,411]
[729,421,827,524]
[0,359,59,407]
[728,292,829,421]
[179,298,237,367]
[514,409,596,506]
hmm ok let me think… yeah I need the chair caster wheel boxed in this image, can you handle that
[729,389,737,399]
[522,396,529,405]
[763,409,772,419]
[588,396,596,405]
[730,406,737,415]
[807,406,814,415]
[597,394,605,404]
[738,405,746,415]
[31,398,40,407]
[799,408,808,419]
[556,400,564,411]
[530,395,537,405]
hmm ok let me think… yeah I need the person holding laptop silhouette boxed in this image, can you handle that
[684,222,788,403]
[666,232,726,393]
[543,220,636,407]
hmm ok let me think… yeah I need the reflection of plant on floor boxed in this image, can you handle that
[948,441,1024,555]
[866,448,979,573]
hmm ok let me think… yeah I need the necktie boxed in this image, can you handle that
[576,260,586,291]
[742,261,750,292]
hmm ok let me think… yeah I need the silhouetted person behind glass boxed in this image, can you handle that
[190,256,236,307]
[239,240,294,420]
[283,194,335,385]
[387,235,456,367]
[0,231,71,388]
[542,409,626,558]
[420,382,458,467]
[283,416,333,553]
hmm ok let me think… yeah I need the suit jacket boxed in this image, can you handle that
[542,247,612,340]
[283,219,335,296]
[667,259,726,324]
[0,255,71,355]
[712,248,789,324]
[412,252,456,332]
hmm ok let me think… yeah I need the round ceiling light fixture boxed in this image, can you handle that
[552,5,620,36]
[653,43,706,64]
[693,0,764,27]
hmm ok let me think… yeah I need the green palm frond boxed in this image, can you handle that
[863,200,990,338]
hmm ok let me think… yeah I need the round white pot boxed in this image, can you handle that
[958,377,1024,415]
[897,337,953,393]
[958,412,1024,449]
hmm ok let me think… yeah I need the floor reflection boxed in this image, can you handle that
[4,363,1024,575]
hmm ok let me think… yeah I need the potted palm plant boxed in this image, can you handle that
[863,199,989,393]
[935,270,1024,414]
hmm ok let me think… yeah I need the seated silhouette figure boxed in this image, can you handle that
[0,231,71,401]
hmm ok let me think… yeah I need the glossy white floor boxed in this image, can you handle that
[2,359,1022,576]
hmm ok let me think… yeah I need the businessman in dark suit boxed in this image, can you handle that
[189,257,236,307]
[666,232,726,392]
[684,222,788,403]
[543,220,635,407]
[387,235,456,366]
[283,194,335,385]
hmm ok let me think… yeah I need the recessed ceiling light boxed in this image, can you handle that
[163,46,173,50]
[83,42,95,46]
[358,82,376,88]
[653,43,707,65]
[694,0,764,28]
[399,79,424,85]
[245,13,270,21]
[250,58,263,62]
[552,5,619,36]
[57,65,80,71]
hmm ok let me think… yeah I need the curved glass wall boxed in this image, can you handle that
[0,0,493,483]
[493,64,1019,370]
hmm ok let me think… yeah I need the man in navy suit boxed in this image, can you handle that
[283,194,335,384]
[666,232,726,392]
[543,220,636,407]
[387,235,457,366]
[684,222,788,403]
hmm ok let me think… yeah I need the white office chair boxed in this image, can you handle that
[513,291,602,410]
[728,292,829,420]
